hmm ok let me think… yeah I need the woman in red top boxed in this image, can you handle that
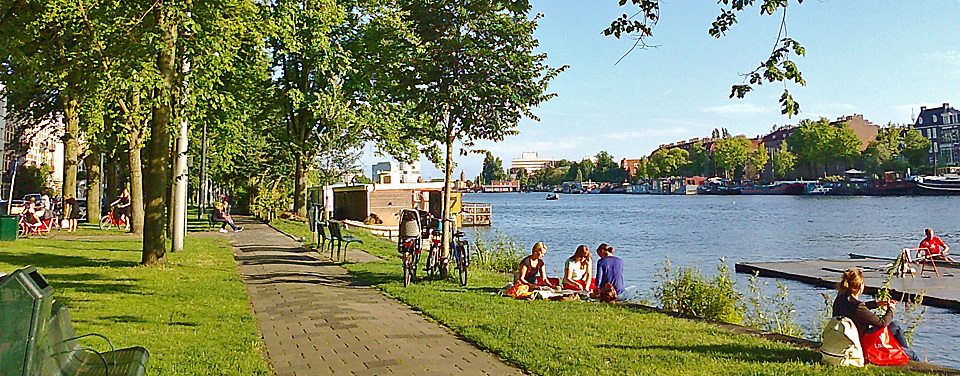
[919,228,952,261]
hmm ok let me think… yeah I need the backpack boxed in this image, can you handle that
[820,317,864,367]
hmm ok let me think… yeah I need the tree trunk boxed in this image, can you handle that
[293,153,305,217]
[62,92,80,199]
[104,156,118,209]
[127,128,145,234]
[167,148,175,237]
[171,112,189,252]
[142,5,177,265]
[440,126,454,278]
[84,146,102,224]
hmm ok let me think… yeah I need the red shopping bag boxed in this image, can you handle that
[861,326,909,366]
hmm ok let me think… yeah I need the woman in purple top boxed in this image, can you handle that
[594,244,624,297]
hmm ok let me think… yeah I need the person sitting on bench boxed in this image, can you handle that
[213,202,242,233]
[918,228,953,261]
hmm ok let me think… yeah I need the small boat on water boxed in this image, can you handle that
[546,193,559,200]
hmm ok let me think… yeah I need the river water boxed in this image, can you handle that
[461,193,960,369]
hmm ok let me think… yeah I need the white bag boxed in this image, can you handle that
[820,317,864,367]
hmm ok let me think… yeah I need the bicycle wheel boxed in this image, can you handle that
[426,246,440,278]
[456,243,469,286]
[99,215,113,230]
[34,226,46,239]
[403,253,412,287]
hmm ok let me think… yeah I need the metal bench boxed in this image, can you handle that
[0,266,148,376]
[328,221,362,262]
[42,301,149,376]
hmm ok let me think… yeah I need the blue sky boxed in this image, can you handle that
[361,0,960,181]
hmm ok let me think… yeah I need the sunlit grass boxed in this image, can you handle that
[271,218,920,376]
[0,230,270,375]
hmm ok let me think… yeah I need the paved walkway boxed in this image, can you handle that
[229,217,523,376]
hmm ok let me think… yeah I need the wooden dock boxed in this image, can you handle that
[735,258,960,310]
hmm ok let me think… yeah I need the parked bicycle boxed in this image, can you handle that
[99,205,130,231]
[397,209,425,287]
[426,217,470,285]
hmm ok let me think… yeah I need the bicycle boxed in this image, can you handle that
[452,231,469,286]
[99,206,130,231]
[398,209,425,287]
[426,217,469,284]
[18,214,52,238]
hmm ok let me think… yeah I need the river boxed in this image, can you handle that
[461,192,960,369]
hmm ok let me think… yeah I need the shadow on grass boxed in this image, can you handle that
[0,252,139,269]
[596,343,817,364]
[98,315,149,324]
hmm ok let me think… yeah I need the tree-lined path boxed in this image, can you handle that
[230,218,522,376]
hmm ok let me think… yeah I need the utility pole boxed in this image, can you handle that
[171,60,191,252]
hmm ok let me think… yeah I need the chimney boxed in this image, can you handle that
[921,106,927,111]
[944,103,950,109]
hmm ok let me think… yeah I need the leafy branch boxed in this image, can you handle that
[605,0,806,117]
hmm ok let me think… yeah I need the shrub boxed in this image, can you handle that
[742,272,804,338]
[472,231,525,274]
[655,258,743,324]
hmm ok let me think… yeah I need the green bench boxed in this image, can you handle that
[0,266,149,376]
[328,221,362,262]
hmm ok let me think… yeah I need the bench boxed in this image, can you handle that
[207,209,227,230]
[0,266,148,376]
[328,221,362,262]
[41,301,149,376]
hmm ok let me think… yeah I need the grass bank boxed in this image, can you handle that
[0,234,271,376]
[270,218,918,376]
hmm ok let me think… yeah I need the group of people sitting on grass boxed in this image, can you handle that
[510,242,624,302]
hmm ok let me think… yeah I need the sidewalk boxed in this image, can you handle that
[229,217,523,376]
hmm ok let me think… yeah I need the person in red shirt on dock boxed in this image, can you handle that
[918,228,954,261]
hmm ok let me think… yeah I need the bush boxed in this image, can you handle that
[472,231,525,274]
[742,272,804,338]
[654,258,743,324]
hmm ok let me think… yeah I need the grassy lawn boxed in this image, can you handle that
[0,229,270,375]
[269,218,919,376]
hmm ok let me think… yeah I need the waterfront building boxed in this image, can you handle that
[371,160,421,184]
[482,179,520,192]
[620,158,642,179]
[913,103,960,166]
[508,152,556,175]
[830,114,879,151]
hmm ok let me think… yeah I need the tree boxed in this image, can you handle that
[712,136,751,179]
[481,152,507,184]
[788,118,862,177]
[864,125,930,174]
[771,142,796,179]
[392,0,564,269]
[590,150,628,182]
[605,0,806,116]
[649,148,688,178]
[746,142,769,180]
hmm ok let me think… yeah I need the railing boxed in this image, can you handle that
[460,202,491,227]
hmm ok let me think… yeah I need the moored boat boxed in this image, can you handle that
[914,174,960,195]
[740,181,806,195]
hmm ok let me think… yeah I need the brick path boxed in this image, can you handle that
[230,217,523,376]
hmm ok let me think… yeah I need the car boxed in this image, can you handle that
[0,200,26,215]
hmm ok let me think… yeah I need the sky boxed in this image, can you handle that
[360,0,960,181]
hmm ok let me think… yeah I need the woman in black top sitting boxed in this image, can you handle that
[833,268,917,361]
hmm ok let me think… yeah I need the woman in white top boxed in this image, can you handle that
[563,245,592,291]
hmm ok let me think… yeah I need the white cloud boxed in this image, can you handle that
[704,103,767,117]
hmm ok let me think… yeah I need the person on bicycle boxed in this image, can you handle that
[24,196,44,225]
[110,188,132,225]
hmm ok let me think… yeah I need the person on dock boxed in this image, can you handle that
[563,245,592,291]
[918,228,953,261]
[833,268,917,361]
[593,244,624,300]
[515,242,557,289]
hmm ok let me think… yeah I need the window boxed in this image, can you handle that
[933,115,938,123]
